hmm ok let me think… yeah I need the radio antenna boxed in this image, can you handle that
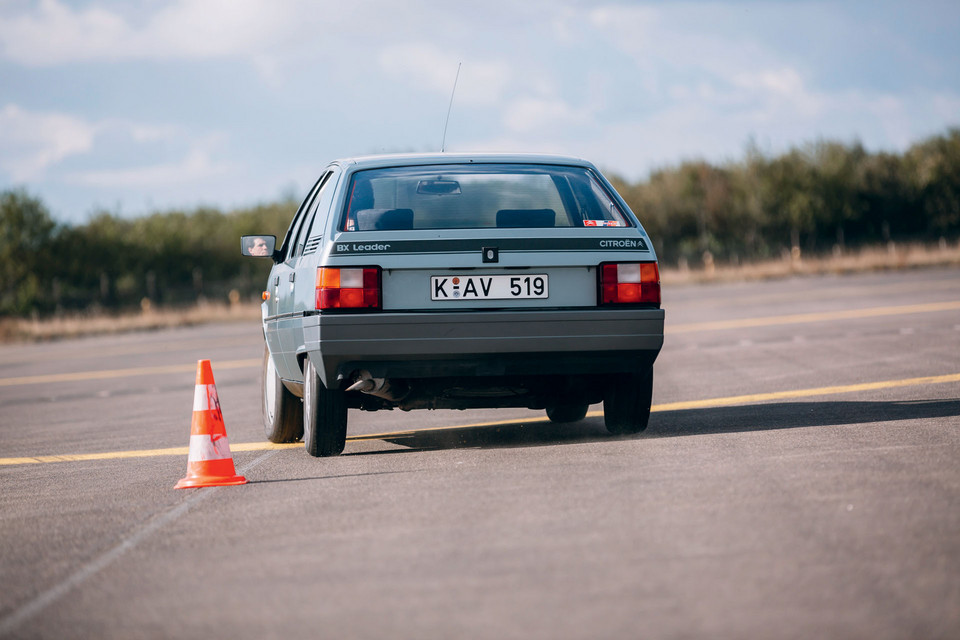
[440,62,461,153]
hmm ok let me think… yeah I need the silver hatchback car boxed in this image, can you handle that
[242,153,663,456]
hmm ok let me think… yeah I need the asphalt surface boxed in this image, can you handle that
[1,267,958,639]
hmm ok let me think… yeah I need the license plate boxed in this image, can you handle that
[431,274,549,300]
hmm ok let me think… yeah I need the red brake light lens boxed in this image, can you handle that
[599,262,660,306]
[316,267,381,310]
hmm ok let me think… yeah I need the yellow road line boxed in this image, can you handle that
[2,372,957,466]
[666,300,960,334]
[0,447,190,465]
[0,440,300,466]
[649,372,960,412]
[2,301,956,388]
[0,358,260,387]
[0,336,257,367]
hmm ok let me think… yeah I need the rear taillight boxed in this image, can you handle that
[599,262,660,306]
[316,267,381,310]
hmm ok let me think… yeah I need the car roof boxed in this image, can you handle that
[333,152,598,172]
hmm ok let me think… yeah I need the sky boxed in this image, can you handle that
[1,0,958,224]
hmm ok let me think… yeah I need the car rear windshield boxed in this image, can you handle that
[339,163,632,231]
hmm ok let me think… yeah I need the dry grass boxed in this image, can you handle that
[661,240,960,285]
[0,299,261,343]
[2,241,958,343]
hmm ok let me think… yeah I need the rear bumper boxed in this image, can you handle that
[302,307,664,388]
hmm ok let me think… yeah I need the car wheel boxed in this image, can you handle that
[603,368,653,435]
[545,403,589,423]
[303,355,348,457]
[262,346,304,443]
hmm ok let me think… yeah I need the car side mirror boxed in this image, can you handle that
[241,235,277,258]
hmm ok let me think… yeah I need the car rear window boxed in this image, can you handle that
[339,164,632,231]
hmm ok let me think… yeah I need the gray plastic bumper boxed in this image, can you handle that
[301,308,664,388]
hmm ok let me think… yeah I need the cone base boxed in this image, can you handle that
[174,474,247,489]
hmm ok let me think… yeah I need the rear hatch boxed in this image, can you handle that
[317,161,660,312]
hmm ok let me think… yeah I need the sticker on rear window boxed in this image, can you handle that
[583,220,625,227]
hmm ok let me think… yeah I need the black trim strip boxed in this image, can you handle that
[330,237,649,255]
[264,311,304,322]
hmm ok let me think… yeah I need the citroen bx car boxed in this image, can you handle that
[242,153,663,456]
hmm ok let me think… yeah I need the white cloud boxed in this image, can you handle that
[0,104,96,180]
[729,69,825,122]
[502,97,593,134]
[462,133,570,157]
[586,4,808,108]
[0,0,127,65]
[143,0,291,58]
[0,104,229,191]
[377,43,512,106]
[127,123,183,143]
[378,43,457,93]
[0,0,297,65]
[931,94,960,125]
[0,0,477,69]
[589,5,658,40]
[732,68,804,98]
[68,145,230,188]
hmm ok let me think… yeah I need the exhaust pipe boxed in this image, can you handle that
[345,370,408,402]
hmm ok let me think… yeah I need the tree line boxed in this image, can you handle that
[0,194,294,316]
[2,128,958,317]
[612,128,959,265]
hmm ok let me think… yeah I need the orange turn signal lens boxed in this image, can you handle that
[316,267,381,310]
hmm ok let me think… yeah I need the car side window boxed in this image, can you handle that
[302,168,341,242]
[282,171,331,261]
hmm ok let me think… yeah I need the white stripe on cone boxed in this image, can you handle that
[193,384,218,412]
[188,434,232,461]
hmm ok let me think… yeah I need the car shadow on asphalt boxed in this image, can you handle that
[648,398,960,438]
[354,398,960,453]
[351,419,611,454]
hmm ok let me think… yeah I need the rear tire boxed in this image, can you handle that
[546,403,589,423]
[603,369,653,435]
[262,346,303,443]
[303,355,348,457]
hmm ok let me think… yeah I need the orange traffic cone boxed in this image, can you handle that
[175,360,247,489]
